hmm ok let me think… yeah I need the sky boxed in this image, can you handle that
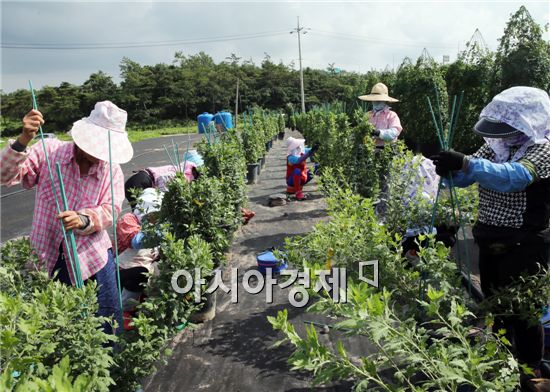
[1,1,549,93]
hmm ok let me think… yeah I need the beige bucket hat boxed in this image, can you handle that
[358,83,399,103]
[70,101,134,164]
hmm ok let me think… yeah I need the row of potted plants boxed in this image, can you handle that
[241,109,286,184]
[268,109,548,391]
[0,126,250,391]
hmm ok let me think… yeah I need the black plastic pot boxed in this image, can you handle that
[278,131,285,140]
[260,156,266,169]
[188,274,218,323]
[265,141,271,151]
[247,163,259,184]
[257,159,262,175]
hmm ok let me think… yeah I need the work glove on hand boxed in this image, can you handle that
[192,167,201,180]
[58,211,87,231]
[430,150,467,177]
[310,143,320,155]
[372,129,381,137]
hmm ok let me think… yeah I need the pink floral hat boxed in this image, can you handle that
[70,101,133,164]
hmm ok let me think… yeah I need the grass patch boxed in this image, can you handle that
[126,125,196,143]
[0,124,197,146]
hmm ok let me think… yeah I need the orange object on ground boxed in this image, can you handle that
[242,208,256,224]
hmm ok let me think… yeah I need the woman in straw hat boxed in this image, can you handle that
[0,101,134,334]
[431,86,550,386]
[286,136,318,200]
[358,82,403,148]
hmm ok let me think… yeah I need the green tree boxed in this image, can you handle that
[393,57,448,153]
[80,71,120,113]
[119,57,155,123]
[491,5,550,94]
[445,44,494,153]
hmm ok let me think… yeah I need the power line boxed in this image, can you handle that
[311,29,460,49]
[2,27,466,51]
[1,30,290,50]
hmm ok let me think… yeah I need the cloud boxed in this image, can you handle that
[1,1,549,92]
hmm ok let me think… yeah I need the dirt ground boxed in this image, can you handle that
[142,131,482,392]
[142,131,367,392]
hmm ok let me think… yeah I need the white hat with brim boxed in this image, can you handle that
[134,187,164,223]
[286,136,305,155]
[358,82,399,103]
[70,101,134,164]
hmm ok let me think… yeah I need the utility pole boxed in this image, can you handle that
[235,78,239,127]
[291,17,309,113]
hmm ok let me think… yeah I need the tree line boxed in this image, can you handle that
[1,6,549,152]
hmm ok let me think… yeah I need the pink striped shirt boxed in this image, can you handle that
[368,108,403,147]
[0,139,124,284]
[147,162,197,191]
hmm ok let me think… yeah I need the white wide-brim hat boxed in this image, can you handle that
[286,136,305,155]
[358,82,399,103]
[134,187,164,223]
[70,101,133,164]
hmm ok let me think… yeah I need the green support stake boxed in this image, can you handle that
[29,81,79,286]
[172,139,181,171]
[182,137,190,174]
[108,131,124,314]
[200,123,211,145]
[433,84,445,142]
[426,97,445,150]
[427,90,473,297]
[163,145,178,170]
[447,95,457,149]
[448,91,464,147]
[55,163,84,288]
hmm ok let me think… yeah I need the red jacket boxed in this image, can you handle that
[286,154,308,182]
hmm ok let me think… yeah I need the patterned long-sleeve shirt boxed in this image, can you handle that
[0,139,124,284]
[368,108,403,147]
[146,161,197,191]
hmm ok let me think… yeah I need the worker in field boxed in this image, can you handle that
[286,137,318,201]
[116,188,163,330]
[124,156,200,209]
[125,152,255,224]
[358,82,403,147]
[430,86,550,387]
[0,101,133,334]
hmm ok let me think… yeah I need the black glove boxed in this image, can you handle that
[310,143,320,154]
[192,167,201,180]
[434,165,450,177]
[372,129,381,137]
[430,150,466,176]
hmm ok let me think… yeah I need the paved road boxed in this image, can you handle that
[0,133,203,242]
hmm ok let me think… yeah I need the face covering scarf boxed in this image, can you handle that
[480,87,550,162]
[372,102,387,112]
[486,132,532,163]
